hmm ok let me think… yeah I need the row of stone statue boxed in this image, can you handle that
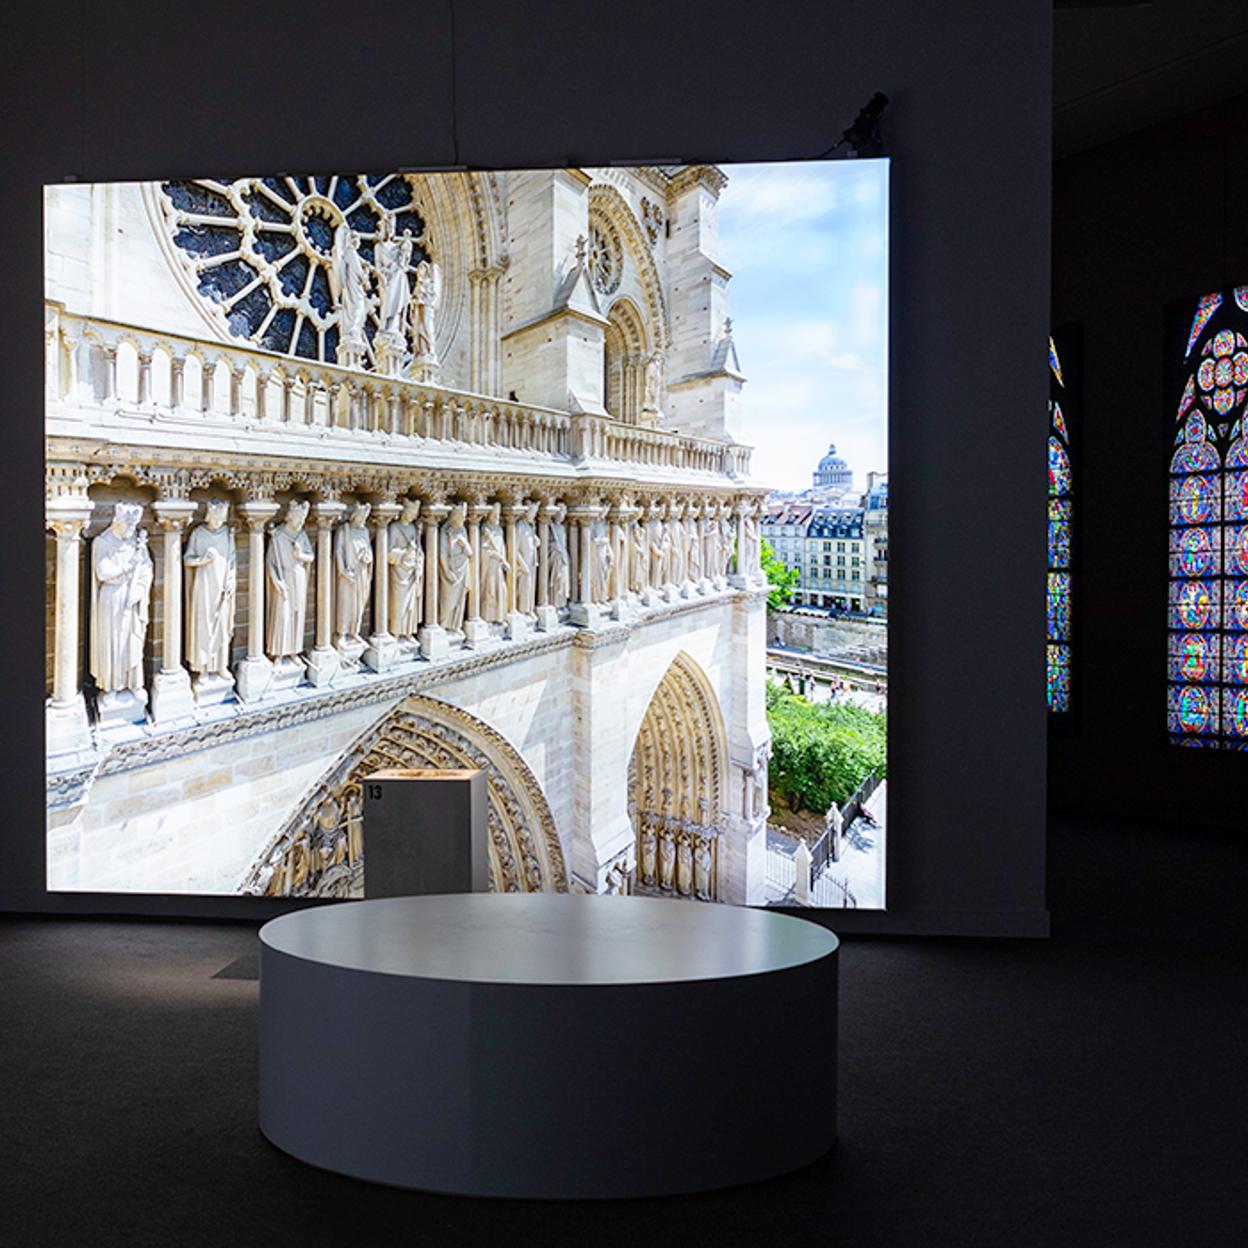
[85,495,761,715]
[636,815,717,902]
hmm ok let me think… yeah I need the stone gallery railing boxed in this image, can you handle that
[44,304,752,482]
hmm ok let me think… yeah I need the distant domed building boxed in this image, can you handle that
[813,443,853,491]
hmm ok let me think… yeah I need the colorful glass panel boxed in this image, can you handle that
[1048,499,1070,567]
[1047,436,1071,497]
[1046,644,1069,713]
[1048,337,1063,387]
[1168,286,1248,746]
[1052,401,1068,441]
[1187,293,1223,356]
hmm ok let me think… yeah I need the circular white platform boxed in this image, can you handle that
[259,894,839,1198]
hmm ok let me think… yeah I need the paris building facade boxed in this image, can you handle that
[43,166,771,903]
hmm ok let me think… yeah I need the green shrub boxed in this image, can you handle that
[765,679,886,812]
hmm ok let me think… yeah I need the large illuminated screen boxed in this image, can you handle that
[43,160,889,904]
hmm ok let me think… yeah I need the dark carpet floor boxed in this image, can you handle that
[0,812,1243,1248]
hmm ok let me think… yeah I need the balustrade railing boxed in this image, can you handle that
[45,304,752,481]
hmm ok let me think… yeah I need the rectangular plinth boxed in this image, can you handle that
[362,769,488,898]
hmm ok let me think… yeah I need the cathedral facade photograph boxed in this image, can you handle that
[42,161,879,905]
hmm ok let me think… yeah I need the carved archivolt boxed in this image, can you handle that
[630,651,729,900]
[241,692,566,898]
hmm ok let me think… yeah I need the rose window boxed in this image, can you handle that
[1195,327,1248,417]
[158,174,430,367]
[588,221,622,295]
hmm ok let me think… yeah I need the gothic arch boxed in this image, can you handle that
[603,296,649,423]
[629,651,729,901]
[587,183,671,349]
[240,692,566,898]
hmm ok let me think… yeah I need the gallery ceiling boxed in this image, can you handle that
[1054,0,1248,157]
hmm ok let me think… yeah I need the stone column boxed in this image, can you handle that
[364,500,401,673]
[535,500,558,632]
[503,501,530,641]
[307,500,345,687]
[45,496,94,756]
[235,500,279,701]
[149,498,198,723]
[419,502,450,659]
[463,501,491,648]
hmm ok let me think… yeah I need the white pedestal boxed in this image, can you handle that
[269,656,307,694]
[235,656,274,703]
[505,611,532,641]
[728,574,750,590]
[462,618,491,649]
[419,625,449,660]
[306,646,340,687]
[394,636,421,663]
[335,637,366,674]
[534,605,560,632]
[569,602,609,628]
[150,668,195,723]
[364,633,398,674]
[96,688,148,727]
[46,699,93,756]
[192,671,236,707]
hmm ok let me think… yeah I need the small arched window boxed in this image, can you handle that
[603,298,648,424]
[1047,335,1073,714]
[1166,287,1248,747]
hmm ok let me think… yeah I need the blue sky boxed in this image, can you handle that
[717,158,889,493]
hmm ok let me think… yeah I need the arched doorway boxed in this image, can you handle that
[240,692,566,898]
[629,652,729,901]
[603,297,649,424]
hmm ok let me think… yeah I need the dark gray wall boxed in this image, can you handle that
[1050,92,1248,830]
[0,0,1052,934]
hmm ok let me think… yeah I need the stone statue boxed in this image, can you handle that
[677,834,693,895]
[694,837,713,900]
[742,508,760,578]
[334,501,373,645]
[703,512,719,580]
[90,501,152,695]
[659,831,676,890]
[387,498,423,639]
[719,514,734,578]
[686,514,702,582]
[647,510,667,588]
[640,820,657,886]
[642,351,663,416]
[515,501,539,614]
[591,517,614,603]
[183,499,236,675]
[479,502,509,624]
[631,519,648,593]
[668,510,686,585]
[547,503,570,609]
[329,225,370,355]
[375,216,415,342]
[266,499,314,658]
[438,502,472,631]
[411,257,442,359]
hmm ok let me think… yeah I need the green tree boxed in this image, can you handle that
[765,679,886,813]
[759,539,799,611]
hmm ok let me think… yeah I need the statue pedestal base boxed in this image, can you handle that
[364,633,398,674]
[714,576,728,592]
[419,625,449,660]
[678,582,694,599]
[569,602,609,629]
[505,612,532,641]
[699,578,715,595]
[463,618,491,649]
[374,332,406,379]
[150,668,195,724]
[270,656,308,693]
[610,599,633,624]
[641,588,662,607]
[394,636,421,663]
[306,646,340,688]
[192,671,236,708]
[335,638,367,674]
[534,605,560,632]
[338,341,366,372]
[96,688,148,727]
[728,574,750,590]
[410,353,439,385]
[235,656,273,703]
[46,699,93,757]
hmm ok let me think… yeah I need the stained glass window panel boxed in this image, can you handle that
[1046,644,1070,713]
[1167,286,1248,746]
[1047,330,1076,716]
